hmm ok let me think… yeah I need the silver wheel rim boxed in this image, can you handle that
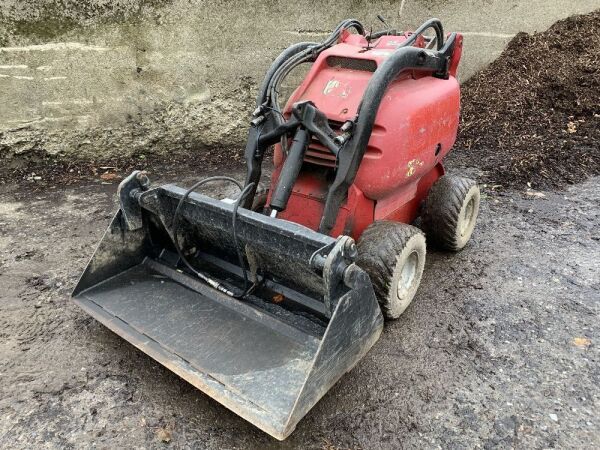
[460,197,476,236]
[397,251,418,299]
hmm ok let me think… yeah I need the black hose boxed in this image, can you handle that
[368,29,397,40]
[262,17,439,120]
[258,19,365,154]
[171,176,258,299]
[265,19,365,117]
[256,42,317,107]
[400,18,444,50]
[231,182,255,292]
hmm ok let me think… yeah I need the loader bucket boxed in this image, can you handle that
[72,175,383,440]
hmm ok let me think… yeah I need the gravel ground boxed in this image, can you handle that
[0,166,598,449]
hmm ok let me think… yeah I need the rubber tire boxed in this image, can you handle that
[356,221,426,320]
[421,175,480,251]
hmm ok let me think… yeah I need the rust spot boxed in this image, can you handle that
[100,171,120,181]
[272,294,284,303]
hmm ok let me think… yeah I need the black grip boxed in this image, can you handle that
[270,128,310,212]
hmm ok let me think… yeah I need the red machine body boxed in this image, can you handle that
[269,31,463,239]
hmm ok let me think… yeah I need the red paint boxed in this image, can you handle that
[270,31,463,240]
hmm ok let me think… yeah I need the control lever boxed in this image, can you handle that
[291,101,341,155]
[268,101,350,214]
[269,127,310,213]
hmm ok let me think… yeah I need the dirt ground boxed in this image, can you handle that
[0,163,598,449]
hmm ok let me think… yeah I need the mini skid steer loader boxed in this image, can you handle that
[73,18,480,439]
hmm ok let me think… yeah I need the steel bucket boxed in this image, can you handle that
[72,173,383,439]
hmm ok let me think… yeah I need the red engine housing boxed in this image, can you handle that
[268,31,463,239]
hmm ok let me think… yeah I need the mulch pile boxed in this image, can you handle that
[454,10,600,189]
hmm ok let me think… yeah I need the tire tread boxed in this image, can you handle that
[421,175,477,251]
[357,221,424,319]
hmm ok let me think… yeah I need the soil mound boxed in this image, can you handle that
[455,10,600,188]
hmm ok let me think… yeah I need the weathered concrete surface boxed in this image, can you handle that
[0,0,598,162]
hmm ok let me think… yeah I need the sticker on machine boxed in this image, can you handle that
[406,159,424,177]
[386,40,403,48]
[323,78,351,98]
[370,50,392,59]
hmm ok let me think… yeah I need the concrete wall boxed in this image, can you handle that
[0,0,598,162]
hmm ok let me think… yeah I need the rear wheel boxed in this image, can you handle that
[421,175,480,251]
[356,221,426,320]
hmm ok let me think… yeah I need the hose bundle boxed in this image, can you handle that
[258,19,365,123]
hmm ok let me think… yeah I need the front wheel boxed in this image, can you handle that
[356,221,426,320]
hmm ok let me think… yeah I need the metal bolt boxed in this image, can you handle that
[340,120,354,132]
[343,239,358,259]
[135,171,150,189]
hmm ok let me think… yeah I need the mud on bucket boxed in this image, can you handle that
[72,173,383,439]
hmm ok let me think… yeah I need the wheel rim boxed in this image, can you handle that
[460,197,476,236]
[397,251,419,299]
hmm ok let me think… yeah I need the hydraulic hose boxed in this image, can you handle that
[254,19,364,156]
[265,19,365,115]
[400,18,444,50]
[256,41,317,107]
[171,176,258,299]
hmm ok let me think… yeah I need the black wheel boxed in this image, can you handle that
[356,221,426,320]
[421,175,480,251]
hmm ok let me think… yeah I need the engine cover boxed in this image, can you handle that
[272,31,462,237]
